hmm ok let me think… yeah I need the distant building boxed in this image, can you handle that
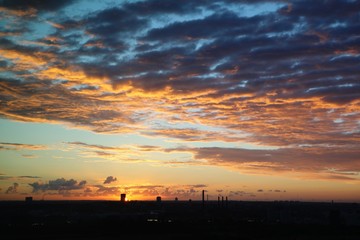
[25,196,32,202]
[156,196,161,203]
[175,197,178,201]
[120,194,126,202]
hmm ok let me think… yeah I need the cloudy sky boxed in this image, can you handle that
[0,0,359,202]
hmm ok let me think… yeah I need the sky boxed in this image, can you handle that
[0,0,359,202]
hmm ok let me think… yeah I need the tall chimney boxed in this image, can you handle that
[202,190,205,209]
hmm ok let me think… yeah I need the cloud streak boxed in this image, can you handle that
[167,146,360,181]
[0,142,47,151]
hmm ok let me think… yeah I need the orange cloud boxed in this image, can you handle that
[36,67,113,92]
[0,49,48,70]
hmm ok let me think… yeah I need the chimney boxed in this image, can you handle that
[202,190,205,208]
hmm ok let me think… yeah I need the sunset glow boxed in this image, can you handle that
[0,0,359,202]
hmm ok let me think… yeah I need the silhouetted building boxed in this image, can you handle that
[156,196,161,203]
[25,196,32,202]
[175,197,178,201]
[120,194,126,202]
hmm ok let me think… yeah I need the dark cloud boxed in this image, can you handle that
[29,178,87,194]
[123,0,205,15]
[281,0,360,18]
[144,13,250,41]
[0,0,75,10]
[103,176,117,184]
[86,7,147,36]
[5,183,18,194]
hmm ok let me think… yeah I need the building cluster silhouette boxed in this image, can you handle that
[0,193,358,239]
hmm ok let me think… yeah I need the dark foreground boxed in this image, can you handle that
[1,200,359,240]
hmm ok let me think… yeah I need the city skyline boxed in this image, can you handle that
[0,0,359,202]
